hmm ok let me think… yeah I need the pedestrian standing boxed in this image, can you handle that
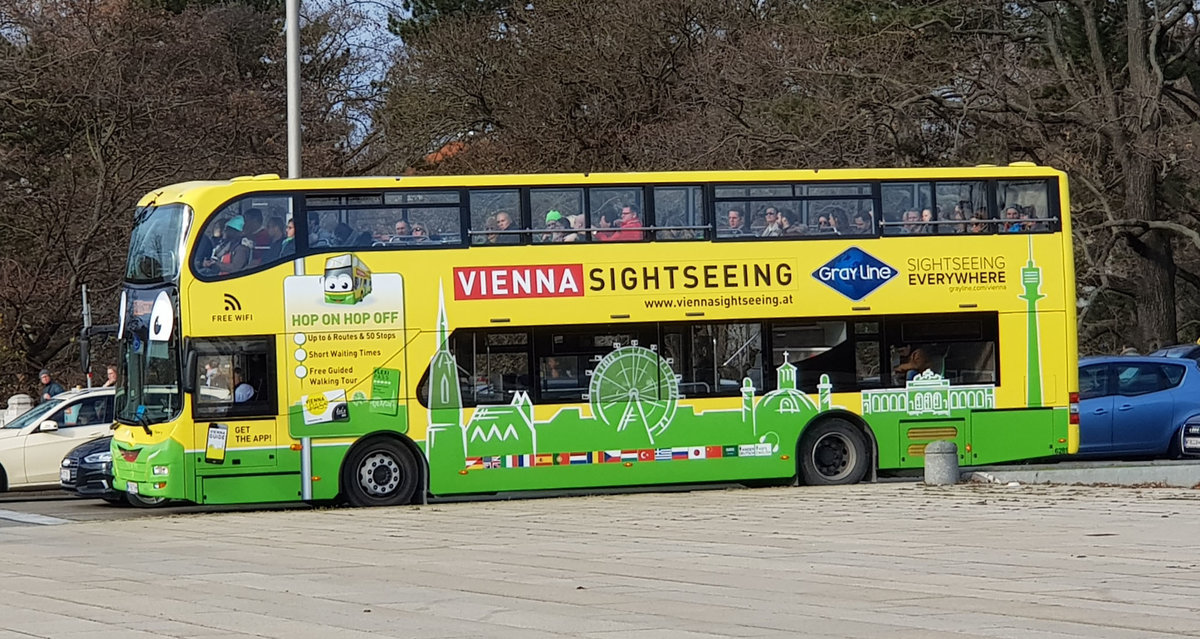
[39,369,65,403]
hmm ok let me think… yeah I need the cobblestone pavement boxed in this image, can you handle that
[1,482,1199,638]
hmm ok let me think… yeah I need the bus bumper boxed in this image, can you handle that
[111,437,187,501]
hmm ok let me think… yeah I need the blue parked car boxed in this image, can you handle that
[1078,356,1200,458]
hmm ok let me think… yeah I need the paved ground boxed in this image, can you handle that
[1,482,1199,638]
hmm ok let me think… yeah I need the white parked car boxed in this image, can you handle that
[0,387,115,491]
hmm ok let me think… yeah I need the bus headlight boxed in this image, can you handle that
[152,465,170,476]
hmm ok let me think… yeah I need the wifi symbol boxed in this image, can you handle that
[223,294,242,312]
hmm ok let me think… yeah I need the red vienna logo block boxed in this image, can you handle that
[453,264,585,300]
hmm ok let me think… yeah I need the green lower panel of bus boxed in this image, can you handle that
[198,474,305,504]
[872,407,1068,469]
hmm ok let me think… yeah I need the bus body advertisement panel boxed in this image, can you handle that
[282,265,408,440]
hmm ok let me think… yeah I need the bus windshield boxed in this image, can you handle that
[115,287,183,426]
[126,203,189,283]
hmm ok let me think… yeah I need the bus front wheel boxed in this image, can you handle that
[797,418,869,486]
[341,437,419,507]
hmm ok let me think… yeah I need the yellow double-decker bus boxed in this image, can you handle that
[112,165,1079,506]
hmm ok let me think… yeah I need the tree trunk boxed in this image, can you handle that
[1125,151,1177,351]
[1122,0,1176,352]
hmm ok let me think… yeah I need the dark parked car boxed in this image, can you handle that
[1078,356,1200,458]
[60,436,167,507]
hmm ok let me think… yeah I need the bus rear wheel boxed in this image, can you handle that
[342,438,419,507]
[798,418,869,486]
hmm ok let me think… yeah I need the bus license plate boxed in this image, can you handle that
[60,468,70,483]
[126,481,139,495]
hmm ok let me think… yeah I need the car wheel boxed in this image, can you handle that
[341,437,420,507]
[125,492,169,508]
[797,418,870,486]
[1167,427,1184,460]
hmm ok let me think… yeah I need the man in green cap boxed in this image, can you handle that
[540,209,566,242]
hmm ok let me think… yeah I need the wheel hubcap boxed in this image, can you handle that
[811,433,856,481]
[358,451,400,496]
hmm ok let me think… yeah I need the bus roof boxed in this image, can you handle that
[137,164,1067,207]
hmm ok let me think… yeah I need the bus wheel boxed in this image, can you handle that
[342,438,419,507]
[126,493,169,508]
[798,418,869,486]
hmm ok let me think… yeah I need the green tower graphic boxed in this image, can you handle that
[1019,236,1044,407]
[426,286,466,467]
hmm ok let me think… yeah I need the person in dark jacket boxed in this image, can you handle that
[39,369,65,403]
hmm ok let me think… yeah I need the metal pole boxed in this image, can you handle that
[286,0,302,180]
[81,284,92,388]
[286,0,312,501]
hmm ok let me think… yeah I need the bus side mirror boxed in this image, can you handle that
[183,349,197,394]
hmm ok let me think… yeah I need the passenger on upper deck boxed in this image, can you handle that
[392,220,411,242]
[541,210,567,242]
[759,207,783,237]
[900,209,921,234]
[849,211,872,234]
[1003,206,1022,232]
[411,223,432,242]
[915,208,935,234]
[596,204,645,241]
[309,212,334,247]
[780,208,804,236]
[280,218,296,257]
[202,216,254,276]
[561,214,585,242]
[1021,205,1043,231]
[332,222,355,247]
[721,208,747,237]
[244,208,271,249]
[261,216,286,261]
[944,205,966,233]
[967,213,989,234]
[489,211,520,244]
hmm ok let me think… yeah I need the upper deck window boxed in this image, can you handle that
[470,189,521,245]
[998,180,1058,233]
[714,182,874,238]
[307,190,462,248]
[193,195,294,279]
[654,186,706,241]
[530,188,584,245]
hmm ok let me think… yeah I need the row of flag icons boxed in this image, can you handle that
[465,443,775,470]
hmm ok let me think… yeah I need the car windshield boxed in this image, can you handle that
[2,399,62,429]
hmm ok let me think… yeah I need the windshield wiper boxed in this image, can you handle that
[134,405,153,436]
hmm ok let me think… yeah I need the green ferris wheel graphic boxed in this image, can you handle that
[586,344,680,445]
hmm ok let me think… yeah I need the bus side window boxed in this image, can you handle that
[191,337,277,418]
[654,186,706,241]
[887,314,999,386]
